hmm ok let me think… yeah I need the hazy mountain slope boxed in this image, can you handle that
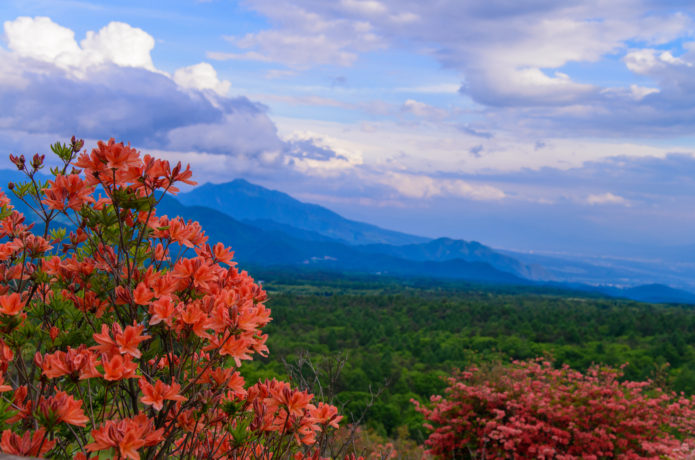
[504,249,695,291]
[178,179,428,246]
[241,218,343,243]
[156,195,525,284]
[359,237,548,280]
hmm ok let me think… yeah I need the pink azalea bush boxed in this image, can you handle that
[414,359,695,459]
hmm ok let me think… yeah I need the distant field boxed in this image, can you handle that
[242,270,695,441]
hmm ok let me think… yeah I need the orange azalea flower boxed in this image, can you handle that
[204,304,230,333]
[8,234,53,257]
[149,296,175,326]
[208,332,253,367]
[237,303,272,332]
[269,384,313,417]
[38,390,90,427]
[41,255,62,276]
[103,140,140,171]
[76,138,141,181]
[310,402,343,429]
[0,292,24,315]
[212,242,235,265]
[0,243,16,261]
[40,345,102,380]
[169,160,196,187]
[115,322,151,358]
[41,174,95,211]
[0,428,55,457]
[93,322,150,358]
[178,302,203,326]
[86,414,163,460]
[139,378,187,411]
[91,323,121,356]
[133,282,153,306]
[102,353,138,381]
[150,272,177,297]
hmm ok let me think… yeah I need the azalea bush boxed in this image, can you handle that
[0,138,342,459]
[414,359,695,459]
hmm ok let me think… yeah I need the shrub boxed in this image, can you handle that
[0,138,341,459]
[414,359,695,459]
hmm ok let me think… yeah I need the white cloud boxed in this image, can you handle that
[394,83,460,94]
[4,16,81,66]
[273,116,679,177]
[80,21,155,70]
[220,30,362,68]
[401,99,448,120]
[173,62,231,96]
[623,48,692,74]
[586,192,628,206]
[383,172,505,200]
[3,17,155,74]
[340,0,388,16]
[629,84,659,100]
[209,2,384,69]
[235,1,690,104]
[2,16,236,106]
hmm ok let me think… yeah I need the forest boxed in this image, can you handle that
[241,271,695,443]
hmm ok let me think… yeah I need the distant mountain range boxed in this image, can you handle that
[171,179,695,304]
[157,194,526,285]
[0,167,693,304]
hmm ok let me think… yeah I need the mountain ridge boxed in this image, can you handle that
[178,179,429,246]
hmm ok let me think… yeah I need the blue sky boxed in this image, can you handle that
[2,0,695,257]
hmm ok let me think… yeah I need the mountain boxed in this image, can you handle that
[503,249,695,291]
[611,284,695,304]
[156,195,526,284]
[175,178,695,301]
[178,179,547,279]
[178,179,428,246]
[160,193,695,302]
[359,237,548,280]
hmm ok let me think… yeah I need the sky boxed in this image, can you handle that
[1,0,695,258]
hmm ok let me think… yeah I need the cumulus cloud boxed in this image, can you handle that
[4,16,81,66]
[4,17,155,74]
[3,17,229,98]
[80,21,155,70]
[173,63,231,96]
[0,16,297,180]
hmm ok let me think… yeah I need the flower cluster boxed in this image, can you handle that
[0,138,343,459]
[414,359,695,459]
